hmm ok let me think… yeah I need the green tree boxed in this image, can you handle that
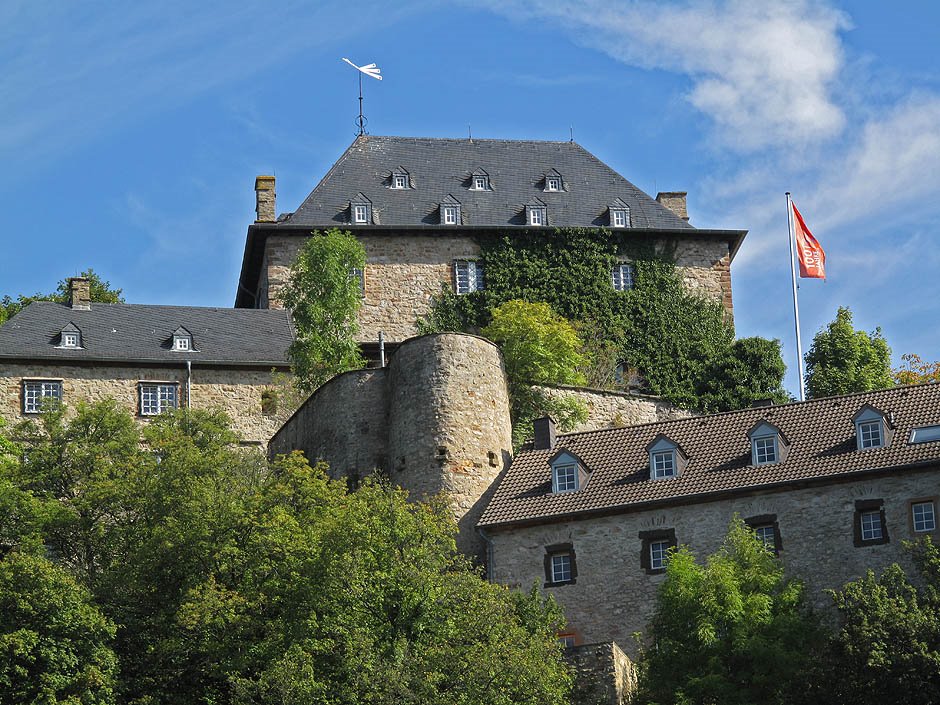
[281,229,366,392]
[0,269,124,325]
[695,337,790,410]
[636,518,822,705]
[481,300,588,447]
[805,306,894,398]
[809,537,940,705]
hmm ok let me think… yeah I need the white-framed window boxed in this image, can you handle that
[754,525,776,549]
[140,383,178,416]
[649,540,670,571]
[546,176,561,192]
[552,464,578,493]
[858,420,883,449]
[173,335,191,351]
[611,208,630,228]
[913,501,937,532]
[442,205,458,225]
[23,380,63,414]
[558,634,577,648]
[60,332,80,348]
[529,208,544,226]
[473,175,489,191]
[611,263,634,291]
[860,510,883,542]
[651,450,676,479]
[350,267,365,297]
[551,553,572,583]
[353,204,369,223]
[393,174,408,189]
[752,435,778,465]
[454,260,484,294]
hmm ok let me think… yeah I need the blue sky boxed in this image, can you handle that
[3,1,939,396]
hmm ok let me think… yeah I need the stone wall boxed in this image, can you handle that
[487,468,940,658]
[0,363,286,445]
[269,333,513,560]
[566,642,636,705]
[534,384,693,433]
[258,232,733,341]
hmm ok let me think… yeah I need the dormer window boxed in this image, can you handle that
[350,194,373,224]
[747,420,788,466]
[353,205,368,223]
[526,200,547,227]
[172,327,193,352]
[390,168,410,189]
[57,324,82,349]
[470,169,490,191]
[609,199,631,228]
[853,405,892,450]
[440,195,462,226]
[543,170,564,192]
[646,435,687,480]
[549,449,591,494]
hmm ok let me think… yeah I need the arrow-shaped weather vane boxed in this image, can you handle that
[342,58,383,136]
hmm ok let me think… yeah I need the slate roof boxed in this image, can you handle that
[479,383,940,528]
[286,135,695,229]
[0,302,293,366]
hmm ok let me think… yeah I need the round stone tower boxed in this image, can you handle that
[386,333,513,560]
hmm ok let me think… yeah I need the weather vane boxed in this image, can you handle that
[342,57,383,136]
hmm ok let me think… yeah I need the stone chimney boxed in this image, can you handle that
[69,277,91,310]
[255,175,276,223]
[656,191,689,222]
[533,416,557,450]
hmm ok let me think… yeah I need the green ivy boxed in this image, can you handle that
[419,228,788,412]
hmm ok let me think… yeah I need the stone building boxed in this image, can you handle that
[235,135,746,348]
[479,383,940,656]
[0,278,294,445]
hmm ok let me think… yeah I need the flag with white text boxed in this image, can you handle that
[791,201,826,279]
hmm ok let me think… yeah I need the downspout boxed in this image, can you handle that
[477,526,495,582]
[186,360,192,409]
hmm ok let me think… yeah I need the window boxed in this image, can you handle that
[647,435,685,480]
[353,204,369,223]
[61,332,80,348]
[529,207,544,226]
[543,543,577,586]
[610,208,630,228]
[546,176,562,192]
[745,514,782,554]
[858,420,883,449]
[454,260,484,294]
[651,450,676,479]
[752,435,778,465]
[552,464,578,493]
[473,175,489,191]
[140,383,178,416]
[639,528,676,574]
[442,205,458,225]
[350,268,365,297]
[392,174,408,189]
[754,525,776,548]
[854,405,892,450]
[558,634,577,648]
[23,380,63,414]
[611,263,634,291]
[173,335,191,351]
[913,501,936,532]
[910,425,940,444]
[854,499,889,546]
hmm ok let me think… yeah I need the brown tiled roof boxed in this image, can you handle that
[479,383,940,528]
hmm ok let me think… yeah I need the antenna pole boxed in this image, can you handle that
[358,71,365,136]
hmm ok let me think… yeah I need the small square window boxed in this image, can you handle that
[353,204,369,223]
[140,383,178,416]
[611,208,630,228]
[611,263,634,291]
[473,176,488,191]
[649,540,670,571]
[442,205,458,225]
[858,421,883,449]
[753,435,778,465]
[651,450,676,479]
[454,260,484,294]
[393,174,407,189]
[913,502,936,532]
[551,553,572,583]
[546,176,561,191]
[529,208,544,226]
[23,380,63,414]
[860,510,883,542]
[754,525,776,549]
[61,332,80,348]
[552,464,578,493]
[173,336,191,351]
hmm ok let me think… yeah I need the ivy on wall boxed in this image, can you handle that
[419,228,788,413]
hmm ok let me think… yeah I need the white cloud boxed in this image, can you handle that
[482,0,849,150]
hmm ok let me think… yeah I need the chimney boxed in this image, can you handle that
[255,175,276,223]
[69,277,91,310]
[533,416,557,450]
[656,191,689,222]
[751,398,774,408]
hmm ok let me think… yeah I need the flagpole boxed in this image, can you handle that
[786,192,806,401]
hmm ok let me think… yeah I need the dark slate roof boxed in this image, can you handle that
[0,302,293,366]
[287,135,695,229]
[479,383,940,528]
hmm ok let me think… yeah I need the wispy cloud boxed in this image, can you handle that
[480,0,850,150]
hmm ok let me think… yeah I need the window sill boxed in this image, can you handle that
[543,579,576,588]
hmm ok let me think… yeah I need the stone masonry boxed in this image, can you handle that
[485,468,940,658]
[0,363,287,445]
[534,384,693,433]
[566,642,636,705]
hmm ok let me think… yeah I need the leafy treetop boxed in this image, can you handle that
[0,269,124,325]
[894,353,940,386]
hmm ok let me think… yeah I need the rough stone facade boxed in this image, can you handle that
[534,384,693,433]
[257,232,732,341]
[0,363,287,445]
[268,333,513,559]
[566,642,636,705]
[486,468,940,658]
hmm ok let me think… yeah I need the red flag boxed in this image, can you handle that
[791,201,826,279]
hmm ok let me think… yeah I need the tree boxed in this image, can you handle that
[280,229,366,392]
[0,269,124,325]
[805,306,894,398]
[636,518,822,705]
[695,337,790,410]
[481,301,588,447]
[808,537,940,705]
[894,353,940,385]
